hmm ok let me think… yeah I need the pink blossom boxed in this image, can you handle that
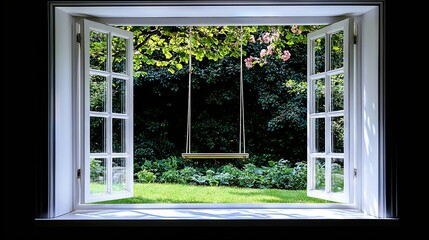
[267,45,274,55]
[260,49,267,58]
[244,56,255,69]
[273,31,280,41]
[281,50,291,61]
[263,32,271,43]
[250,35,256,43]
[291,25,302,34]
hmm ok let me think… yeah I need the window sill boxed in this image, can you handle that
[54,208,375,220]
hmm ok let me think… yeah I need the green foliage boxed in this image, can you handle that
[331,162,344,192]
[315,160,326,190]
[135,169,156,183]
[138,156,307,190]
[288,161,307,190]
[132,38,310,165]
[160,169,184,184]
[90,158,105,183]
[122,25,338,169]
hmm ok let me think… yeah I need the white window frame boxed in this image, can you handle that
[306,19,353,203]
[82,19,134,203]
[45,1,390,220]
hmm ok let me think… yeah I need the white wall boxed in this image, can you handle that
[54,8,74,217]
[361,8,381,217]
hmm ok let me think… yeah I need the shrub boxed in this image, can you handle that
[220,164,242,186]
[90,158,105,183]
[160,169,184,184]
[135,169,157,183]
[261,159,292,189]
[213,172,233,186]
[288,162,307,190]
[180,167,198,183]
[137,156,308,190]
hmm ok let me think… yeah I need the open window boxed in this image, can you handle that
[44,2,394,221]
[307,19,353,203]
[82,20,134,203]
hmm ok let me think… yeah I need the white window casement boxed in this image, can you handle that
[307,19,352,203]
[43,1,395,222]
[82,20,134,203]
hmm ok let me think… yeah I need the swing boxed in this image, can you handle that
[181,26,249,159]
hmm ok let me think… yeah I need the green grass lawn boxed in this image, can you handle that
[93,183,333,204]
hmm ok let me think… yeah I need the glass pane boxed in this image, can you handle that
[112,158,127,192]
[112,36,127,74]
[330,31,344,70]
[112,118,126,153]
[331,158,344,193]
[112,78,126,113]
[90,75,107,112]
[332,116,344,153]
[314,37,325,74]
[314,78,325,113]
[90,117,106,153]
[315,158,325,190]
[90,158,107,195]
[331,74,344,111]
[90,31,107,71]
[315,118,325,152]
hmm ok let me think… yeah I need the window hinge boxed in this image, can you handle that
[353,35,357,44]
[77,33,81,44]
[77,169,81,179]
[354,168,357,177]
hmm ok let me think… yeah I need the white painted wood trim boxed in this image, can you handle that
[307,18,351,203]
[82,19,134,203]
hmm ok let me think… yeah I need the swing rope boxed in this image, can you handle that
[185,26,192,154]
[239,26,246,154]
[183,26,248,159]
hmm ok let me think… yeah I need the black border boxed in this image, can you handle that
[28,0,400,234]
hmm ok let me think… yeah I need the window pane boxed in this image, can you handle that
[90,117,106,153]
[90,31,107,71]
[314,37,325,74]
[331,116,344,153]
[315,158,325,190]
[112,118,126,153]
[331,158,344,193]
[314,78,325,113]
[330,31,344,70]
[112,78,126,113]
[315,118,325,152]
[90,158,107,195]
[90,75,107,112]
[112,158,127,192]
[331,73,344,111]
[112,36,127,74]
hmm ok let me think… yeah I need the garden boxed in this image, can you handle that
[89,25,343,203]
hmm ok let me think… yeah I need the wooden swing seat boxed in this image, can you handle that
[181,153,249,159]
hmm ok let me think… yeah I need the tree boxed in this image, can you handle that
[115,25,317,75]
[89,25,329,168]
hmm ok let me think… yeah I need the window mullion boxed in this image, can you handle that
[307,37,314,190]
[324,32,332,193]
[106,32,113,194]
